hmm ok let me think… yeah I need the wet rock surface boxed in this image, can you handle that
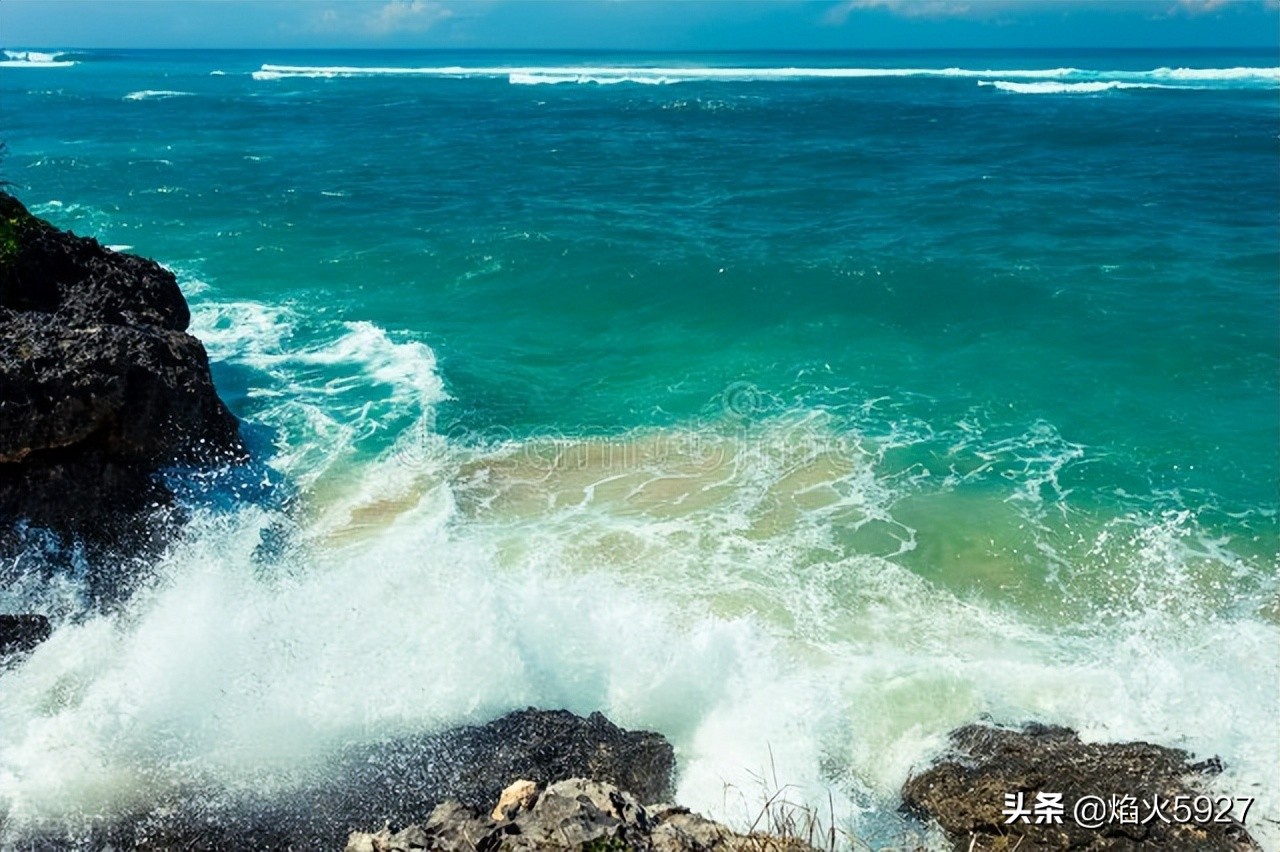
[331,708,677,816]
[901,722,1261,851]
[0,613,50,657]
[346,777,820,852]
[4,709,677,851]
[0,190,243,568]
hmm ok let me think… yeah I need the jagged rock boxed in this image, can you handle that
[901,722,1261,851]
[345,778,821,851]
[0,613,50,656]
[649,811,733,852]
[0,194,188,330]
[492,779,540,821]
[4,708,676,850]
[0,312,238,465]
[0,190,243,570]
[332,707,676,820]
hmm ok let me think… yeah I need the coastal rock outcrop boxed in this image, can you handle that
[331,707,677,816]
[14,708,676,850]
[0,190,243,568]
[346,777,820,852]
[901,722,1260,851]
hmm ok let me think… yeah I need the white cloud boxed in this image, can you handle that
[824,0,982,25]
[1168,0,1275,18]
[1176,0,1230,11]
[304,1,456,38]
[366,0,454,35]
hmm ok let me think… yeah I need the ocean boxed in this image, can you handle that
[1,47,1277,848]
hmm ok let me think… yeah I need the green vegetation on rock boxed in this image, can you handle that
[0,192,32,270]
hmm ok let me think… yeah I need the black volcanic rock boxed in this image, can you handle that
[7,708,677,850]
[0,614,51,657]
[346,777,820,852]
[0,190,243,564]
[901,722,1260,851]
[0,193,189,330]
[330,708,677,819]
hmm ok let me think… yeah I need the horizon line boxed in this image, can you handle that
[7,45,1279,53]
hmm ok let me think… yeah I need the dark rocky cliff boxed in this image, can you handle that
[0,190,244,577]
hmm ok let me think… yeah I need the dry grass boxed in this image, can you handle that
[720,748,934,852]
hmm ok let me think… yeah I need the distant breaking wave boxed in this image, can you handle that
[251,63,1280,88]
[124,90,195,100]
[251,63,1078,81]
[508,72,678,86]
[0,49,75,68]
[979,80,1189,94]
[3,50,61,62]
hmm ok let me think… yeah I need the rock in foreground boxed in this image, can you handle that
[6,708,676,850]
[347,778,819,852]
[333,707,677,817]
[0,190,243,574]
[901,722,1260,851]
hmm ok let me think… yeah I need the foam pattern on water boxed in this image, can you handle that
[2,474,1275,846]
[3,302,1275,847]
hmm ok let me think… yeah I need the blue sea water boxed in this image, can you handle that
[1,48,1277,847]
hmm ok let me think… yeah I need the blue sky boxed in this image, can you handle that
[3,0,1278,50]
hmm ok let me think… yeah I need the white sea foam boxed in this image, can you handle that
[189,299,447,490]
[288,320,446,410]
[27,200,113,234]
[1151,65,1280,80]
[0,60,75,68]
[123,89,194,100]
[509,72,677,86]
[191,302,445,412]
[0,417,1273,845]
[251,62,1280,88]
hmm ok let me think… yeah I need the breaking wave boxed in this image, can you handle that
[0,50,75,68]
[250,63,1280,89]
[979,80,1187,94]
[123,90,195,101]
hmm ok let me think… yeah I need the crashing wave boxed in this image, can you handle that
[1,49,75,68]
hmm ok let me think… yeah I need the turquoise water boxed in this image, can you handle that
[1,48,1278,847]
